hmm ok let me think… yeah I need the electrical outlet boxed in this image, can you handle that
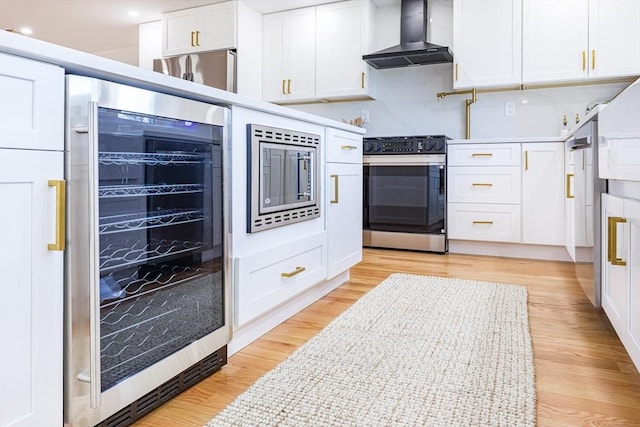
[505,102,516,116]
[361,109,370,123]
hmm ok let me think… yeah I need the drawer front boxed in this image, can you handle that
[234,232,327,326]
[326,128,362,163]
[448,203,521,242]
[448,166,521,204]
[447,143,521,166]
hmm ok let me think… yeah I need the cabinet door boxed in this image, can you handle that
[522,143,565,245]
[626,197,640,371]
[601,194,627,332]
[0,149,64,427]
[198,2,237,52]
[0,53,64,151]
[523,0,589,83]
[453,0,522,89]
[316,0,374,100]
[326,162,363,279]
[162,9,199,56]
[565,158,576,261]
[263,12,288,102]
[589,0,640,78]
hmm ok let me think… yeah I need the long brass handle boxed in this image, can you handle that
[195,30,200,46]
[282,79,286,95]
[525,151,529,170]
[341,145,358,150]
[472,183,493,187]
[47,180,66,251]
[361,72,365,89]
[472,153,493,157]
[607,217,614,262]
[592,49,596,70]
[287,79,292,94]
[330,174,339,204]
[455,63,459,81]
[566,173,574,198]
[191,31,196,47]
[609,217,627,266]
[582,50,586,70]
[281,266,306,278]
[472,221,494,225]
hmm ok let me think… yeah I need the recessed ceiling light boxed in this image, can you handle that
[19,27,33,35]
[128,10,140,17]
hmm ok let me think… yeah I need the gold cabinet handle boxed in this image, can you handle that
[472,183,493,187]
[582,50,586,70]
[592,49,596,70]
[191,31,196,47]
[281,266,306,278]
[330,174,339,204]
[341,145,358,150]
[287,79,292,94]
[566,173,574,198]
[472,153,493,157]
[195,30,200,46]
[48,180,66,251]
[455,63,459,81]
[472,220,494,225]
[282,79,286,95]
[608,216,627,266]
[525,151,529,170]
[361,72,365,89]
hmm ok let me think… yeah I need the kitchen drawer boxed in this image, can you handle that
[448,166,521,204]
[448,203,521,242]
[326,127,362,164]
[234,232,327,326]
[447,143,521,166]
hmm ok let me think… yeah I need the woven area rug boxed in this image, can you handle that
[206,273,536,427]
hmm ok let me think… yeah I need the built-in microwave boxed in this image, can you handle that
[247,124,321,232]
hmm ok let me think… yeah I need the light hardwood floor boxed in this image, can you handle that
[133,248,640,426]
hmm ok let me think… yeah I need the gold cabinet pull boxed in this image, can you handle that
[472,153,493,157]
[195,30,200,46]
[48,180,66,251]
[281,266,306,278]
[472,183,493,187]
[525,151,529,170]
[361,72,365,89]
[607,217,614,262]
[592,49,596,70]
[566,173,574,198]
[282,79,286,95]
[191,31,196,47]
[455,63,459,81]
[472,220,494,225]
[608,216,627,266]
[341,145,358,150]
[287,79,292,94]
[330,174,339,204]
[582,50,586,70]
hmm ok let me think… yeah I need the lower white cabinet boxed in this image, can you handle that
[601,193,640,371]
[448,202,521,242]
[234,232,327,327]
[325,128,363,279]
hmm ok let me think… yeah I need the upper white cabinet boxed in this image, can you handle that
[452,0,522,89]
[162,2,236,57]
[523,0,640,84]
[315,0,376,101]
[263,7,316,103]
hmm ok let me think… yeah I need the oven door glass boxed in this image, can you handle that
[364,164,445,234]
[97,107,224,391]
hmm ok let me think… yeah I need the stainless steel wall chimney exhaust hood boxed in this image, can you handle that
[363,0,453,69]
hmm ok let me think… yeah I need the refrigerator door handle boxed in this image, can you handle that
[87,101,102,408]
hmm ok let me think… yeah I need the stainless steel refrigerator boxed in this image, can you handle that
[153,49,236,93]
[64,75,232,427]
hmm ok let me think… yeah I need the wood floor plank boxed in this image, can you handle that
[132,249,640,427]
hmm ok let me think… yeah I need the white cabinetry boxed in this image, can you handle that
[263,7,316,103]
[325,128,363,279]
[162,2,236,57]
[452,0,522,89]
[523,0,640,84]
[0,54,64,427]
[601,194,640,371]
[448,141,564,246]
[315,0,376,101]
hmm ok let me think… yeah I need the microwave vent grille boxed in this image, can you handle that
[252,207,321,232]
[252,125,320,147]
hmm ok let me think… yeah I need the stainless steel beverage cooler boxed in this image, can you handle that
[64,75,231,426]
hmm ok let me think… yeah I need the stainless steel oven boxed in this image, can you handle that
[363,135,449,253]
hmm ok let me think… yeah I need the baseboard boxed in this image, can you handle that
[448,240,573,262]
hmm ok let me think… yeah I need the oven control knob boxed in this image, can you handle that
[363,142,372,152]
[435,140,445,151]
[374,143,382,152]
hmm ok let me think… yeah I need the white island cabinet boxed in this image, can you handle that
[0,53,64,427]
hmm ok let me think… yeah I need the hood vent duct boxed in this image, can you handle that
[363,0,453,69]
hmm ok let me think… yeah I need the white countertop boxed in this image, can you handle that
[0,31,365,135]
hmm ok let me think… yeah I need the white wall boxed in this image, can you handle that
[290,1,630,139]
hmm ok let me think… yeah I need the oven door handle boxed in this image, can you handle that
[363,154,445,166]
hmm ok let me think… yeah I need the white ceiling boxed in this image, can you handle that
[1,0,399,53]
